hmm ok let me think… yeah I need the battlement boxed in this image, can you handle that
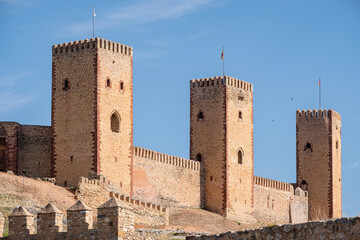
[296,109,335,118]
[254,176,294,192]
[134,146,200,171]
[190,75,253,92]
[52,37,133,56]
[3,198,134,240]
[109,192,168,214]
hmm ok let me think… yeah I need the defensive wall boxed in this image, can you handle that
[187,216,360,240]
[253,176,308,224]
[76,177,169,226]
[0,198,134,240]
[132,146,201,208]
[0,122,51,178]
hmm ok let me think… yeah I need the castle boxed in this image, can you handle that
[0,38,342,224]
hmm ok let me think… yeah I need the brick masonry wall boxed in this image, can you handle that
[18,125,51,178]
[0,122,19,173]
[187,216,360,240]
[225,76,254,222]
[132,146,201,208]
[296,109,342,220]
[96,40,133,196]
[52,40,98,186]
[190,77,227,215]
[253,176,308,224]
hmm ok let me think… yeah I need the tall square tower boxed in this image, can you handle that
[296,109,342,220]
[190,76,254,221]
[52,38,133,195]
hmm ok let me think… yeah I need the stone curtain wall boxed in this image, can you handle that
[76,177,169,226]
[18,125,51,178]
[0,122,51,178]
[253,176,308,224]
[0,212,3,237]
[187,216,360,240]
[1,198,135,240]
[133,146,201,208]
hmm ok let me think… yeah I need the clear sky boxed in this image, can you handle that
[0,0,359,217]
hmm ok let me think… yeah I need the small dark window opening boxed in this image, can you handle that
[106,79,111,88]
[210,176,213,181]
[111,112,120,133]
[109,222,113,226]
[70,156,73,162]
[239,111,242,119]
[197,111,204,121]
[115,157,117,163]
[238,96,244,101]
[238,149,243,164]
[64,181,67,187]
[63,79,70,91]
[120,81,124,91]
[304,142,313,152]
[301,180,307,185]
[336,140,339,149]
[196,153,202,162]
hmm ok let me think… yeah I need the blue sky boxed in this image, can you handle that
[0,0,359,217]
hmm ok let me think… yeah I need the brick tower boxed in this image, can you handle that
[190,75,254,221]
[52,38,133,195]
[296,109,342,220]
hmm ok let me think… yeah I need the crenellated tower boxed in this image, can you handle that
[190,75,254,221]
[52,38,133,195]
[296,109,342,220]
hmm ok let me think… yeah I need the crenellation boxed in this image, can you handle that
[133,146,200,171]
[297,109,331,117]
[254,176,294,193]
[52,37,133,56]
[190,75,253,92]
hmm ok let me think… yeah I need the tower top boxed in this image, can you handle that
[52,38,133,56]
[190,75,253,92]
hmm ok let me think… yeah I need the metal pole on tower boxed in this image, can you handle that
[319,77,321,109]
[92,5,96,38]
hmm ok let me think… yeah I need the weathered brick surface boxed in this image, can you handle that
[52,38,133,192]
[133,146,201,208]
[0,122,19,174]
[253,176,308,224]
[187,216,360,240]
[296,109,342,220]
[190,76,254,221]
[18,125,51,178]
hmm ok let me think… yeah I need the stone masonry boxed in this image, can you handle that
[0,212,3,238]
[296,109,342,220]
[0,37,343,226]
[1,198,135,240]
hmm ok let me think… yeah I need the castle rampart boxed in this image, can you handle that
[253,176,308,224]
[52,38,133,56]
[0,212,3,238]
[1,198,134,240]
[133,146,201,208]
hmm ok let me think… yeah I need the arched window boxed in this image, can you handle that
[196,153,202,162]
[304,142,313,152]
[237,148,243,164]
[111,112,120,133]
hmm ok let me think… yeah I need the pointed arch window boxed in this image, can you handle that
[111,111,120,133]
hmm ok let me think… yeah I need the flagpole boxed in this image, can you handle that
[92,5,95,38]
[222,46,225,76]
[319,77,321,109]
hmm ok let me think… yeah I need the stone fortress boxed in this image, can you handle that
[0,38,342,228]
